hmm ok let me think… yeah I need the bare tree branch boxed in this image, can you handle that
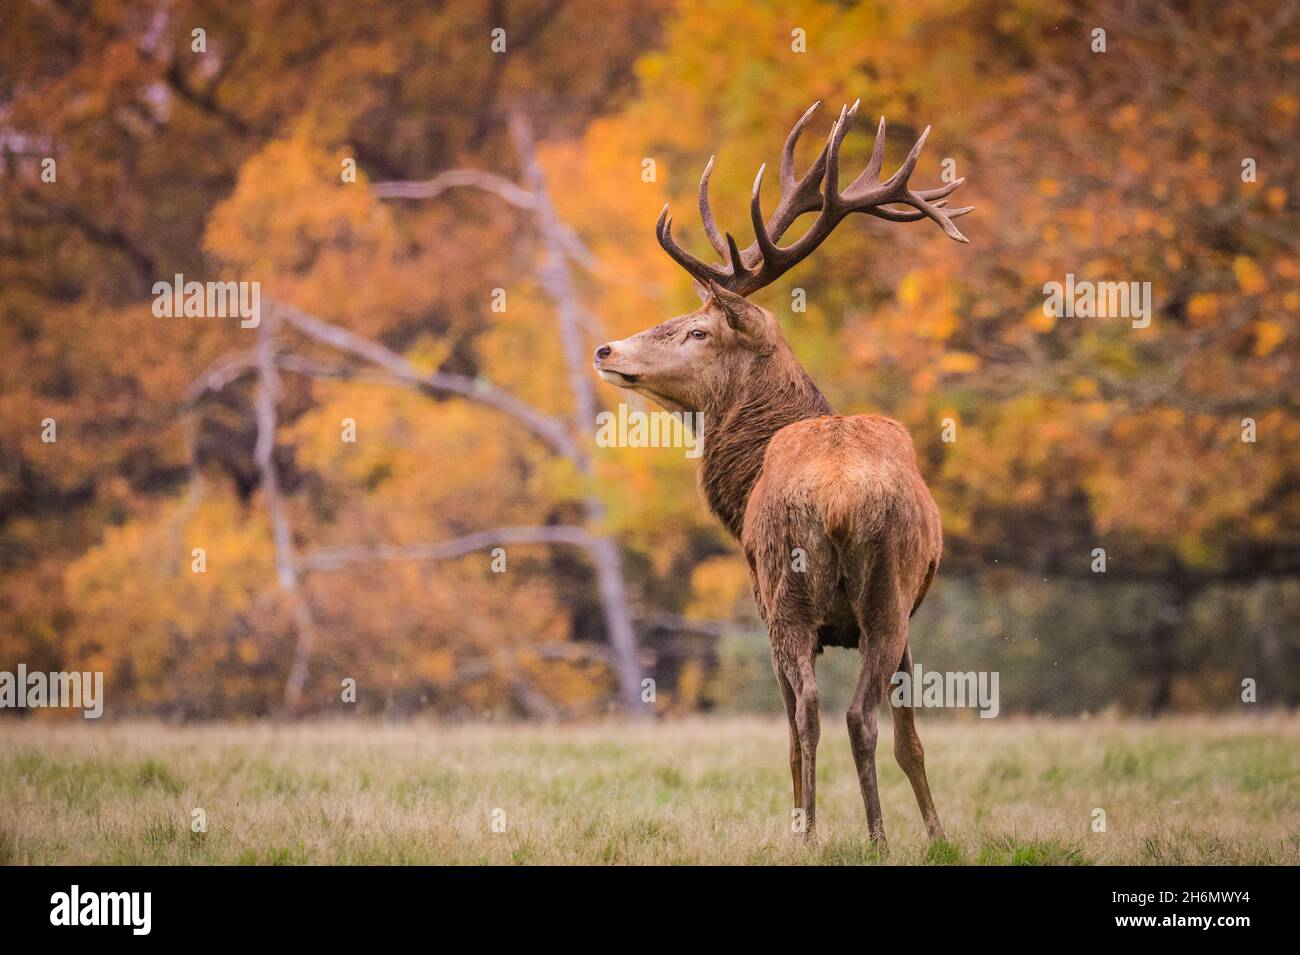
[299,525,593,572]
[272,299,582,464]
[371,170,597,273]
[528,642,614,662]
[371,168,536,208]
[636,613,729,638]
[186,350,257,403]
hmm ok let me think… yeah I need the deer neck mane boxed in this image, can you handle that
[698,346,833,539]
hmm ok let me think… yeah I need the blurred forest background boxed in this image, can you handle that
[1,0,1298,720]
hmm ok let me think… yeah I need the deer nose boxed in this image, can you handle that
[594,344,613,361]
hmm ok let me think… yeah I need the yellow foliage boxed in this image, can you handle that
[1186,292,1219,324]
[63,489,278,708]
[1027,304,1056,333]
[686,556,751,621]
[1252,321,1286,356]
[416,650,456,685]
[1233,256,1268,295]
[204,119,394,278]
[939,351,980,375]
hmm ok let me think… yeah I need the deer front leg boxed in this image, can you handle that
[774,640,820,840]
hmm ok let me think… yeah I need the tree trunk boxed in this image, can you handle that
[252,312,320,714]
[509,108,646,714]
[1145,580,1192,717]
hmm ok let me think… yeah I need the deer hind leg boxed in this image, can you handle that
[845,586,911,850]
[746,516,834,842]
[771,656,802,809]
[889,642,945,841]
[772,637,820,840]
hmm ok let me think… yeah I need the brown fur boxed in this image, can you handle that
[595,283,945,847]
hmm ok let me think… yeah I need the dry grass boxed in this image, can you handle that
[1,714,1297,865]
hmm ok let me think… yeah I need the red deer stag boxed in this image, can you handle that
[593,101,971,847]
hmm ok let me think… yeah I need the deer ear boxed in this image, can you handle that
[707,281,764,335]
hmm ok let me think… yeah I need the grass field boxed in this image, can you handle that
[1,714,1297,865]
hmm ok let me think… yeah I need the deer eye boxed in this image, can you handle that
[689,329,708,341]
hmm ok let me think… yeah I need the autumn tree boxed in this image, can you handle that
[2,0,1296,716]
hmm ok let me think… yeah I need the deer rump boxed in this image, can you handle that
[742,414,942,654]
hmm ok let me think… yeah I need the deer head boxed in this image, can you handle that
[593,100,972,416]
[594,281,780,415]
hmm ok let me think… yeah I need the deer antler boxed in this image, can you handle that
[656,100,973,297]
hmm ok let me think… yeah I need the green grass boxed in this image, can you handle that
[0,715,1296,864]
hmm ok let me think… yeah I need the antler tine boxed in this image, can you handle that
[697,156,728,260]
[823,100,858,208]
[869,200,974,223]
[749,163,779,274]
[883,124,930,192]
[656,204,731,286]
[909,194,972,243]
[915,177,965,201]
[846,116,888,195]
[779,101,821,190]
[723,232,746,282]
